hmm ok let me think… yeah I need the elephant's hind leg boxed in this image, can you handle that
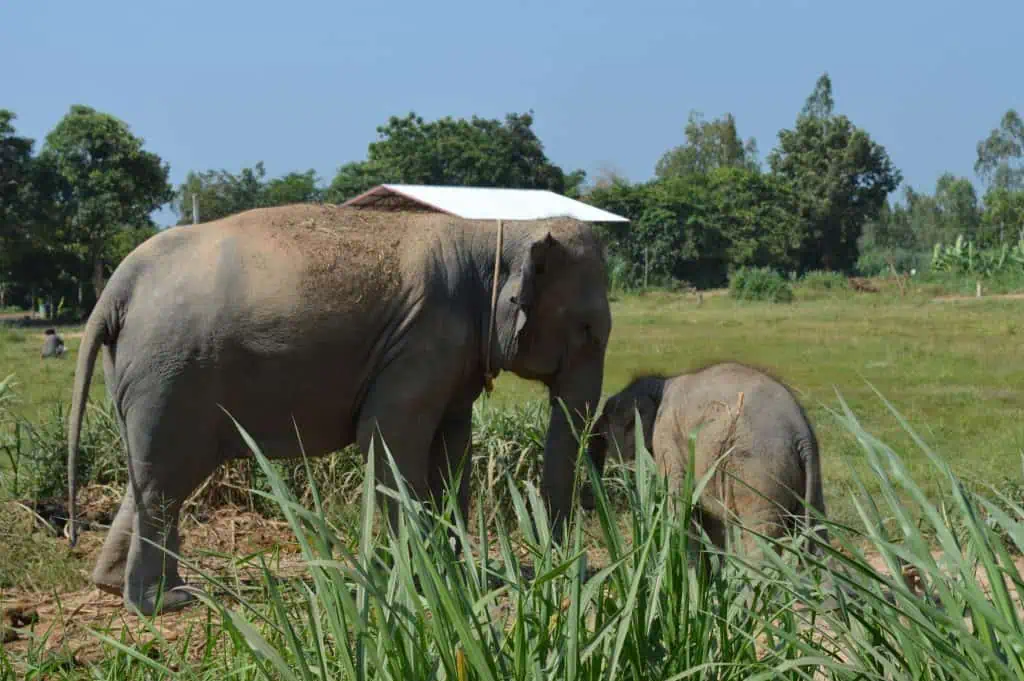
[120,385,219,616]
[733,492,792,562]
[124,483,192,615]
[93,349,133,596]
[91,487,135,595]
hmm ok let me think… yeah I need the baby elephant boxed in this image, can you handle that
[587,362,830,563]
[41,328,66,359]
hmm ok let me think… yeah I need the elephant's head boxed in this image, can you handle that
[495,220,611,538]
[582,378,664,510]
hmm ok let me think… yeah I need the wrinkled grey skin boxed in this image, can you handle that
[66,204,611,616]
[41,329,66,358]
[587,362,830,563]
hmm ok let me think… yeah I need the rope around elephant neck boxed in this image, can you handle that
[484,219,504,394]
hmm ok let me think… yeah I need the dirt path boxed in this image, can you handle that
[931,292,1024,302]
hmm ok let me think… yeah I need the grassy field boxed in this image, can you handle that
[3,280,1024,678]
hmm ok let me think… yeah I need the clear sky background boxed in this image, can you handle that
[3,0,1021,227]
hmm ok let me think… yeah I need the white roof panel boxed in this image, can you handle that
[375,184,630,222]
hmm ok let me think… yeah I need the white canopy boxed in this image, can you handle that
[340,183,630,223]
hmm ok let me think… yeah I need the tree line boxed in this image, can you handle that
[3,73,1023,313]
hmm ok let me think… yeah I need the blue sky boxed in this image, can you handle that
[3,0,1021,227]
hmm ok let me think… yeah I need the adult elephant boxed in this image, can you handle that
[66,204,611,616]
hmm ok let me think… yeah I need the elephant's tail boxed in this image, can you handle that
[66,311,110,547]
[797,435,872,608]
[798,434,829,558]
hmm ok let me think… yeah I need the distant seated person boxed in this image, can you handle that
[41,328,66,359]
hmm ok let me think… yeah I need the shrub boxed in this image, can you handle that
[0,374,124,502]
[471,397,635,520]
[855,248,929,277]
[0,374,367,521]
[470,399,547,522]
[800,269,850,291]
[605,250,635,293]
[728,266,794,302]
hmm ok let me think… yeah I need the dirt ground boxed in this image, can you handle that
[0,495,309,669]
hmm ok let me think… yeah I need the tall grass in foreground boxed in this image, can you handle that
[7,393,1024,680]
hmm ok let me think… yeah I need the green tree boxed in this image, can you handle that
[705,167,804,270]
[0,111,38,277]
[324,111,583,203]
[860,200,909,252]
[1,110,90,309]
[263,169,323,206]
[975,109,1024,191]
[934,173,981,240]
[974,110,1024,246]
[655,111,759,178]
[586,169,804,288]
[578,174,648,253]
[874,177,982,250]
[41,105,172,299]
[106,223,159,266]
[800,73,835,120]
[980,187,1024,245]
[903,186,943,247]
[0,110,40,306]
[174,164,327,224]
[562,169,588,199]
[586,177,714,286]
[324,160,388,204]
[768,74,902,272]
[172,162,268,225]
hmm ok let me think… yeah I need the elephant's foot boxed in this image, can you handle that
[94,581,123,597]
[125,576,196,617]
[92,564,126,597]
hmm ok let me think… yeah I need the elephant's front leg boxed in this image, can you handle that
[428,406,474,555]
[356,384,449,539]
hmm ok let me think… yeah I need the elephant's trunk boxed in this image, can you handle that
[542,356,604,541]
[580,410,609,512]
[586,411,610,478]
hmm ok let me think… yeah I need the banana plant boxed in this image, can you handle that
[931,234,1024,275]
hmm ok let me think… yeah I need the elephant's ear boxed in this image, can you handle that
[634,395,658,448]
[636,395,657,426]
[512,232,557,336]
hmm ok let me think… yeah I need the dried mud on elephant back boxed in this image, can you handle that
[253,204,431,308]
